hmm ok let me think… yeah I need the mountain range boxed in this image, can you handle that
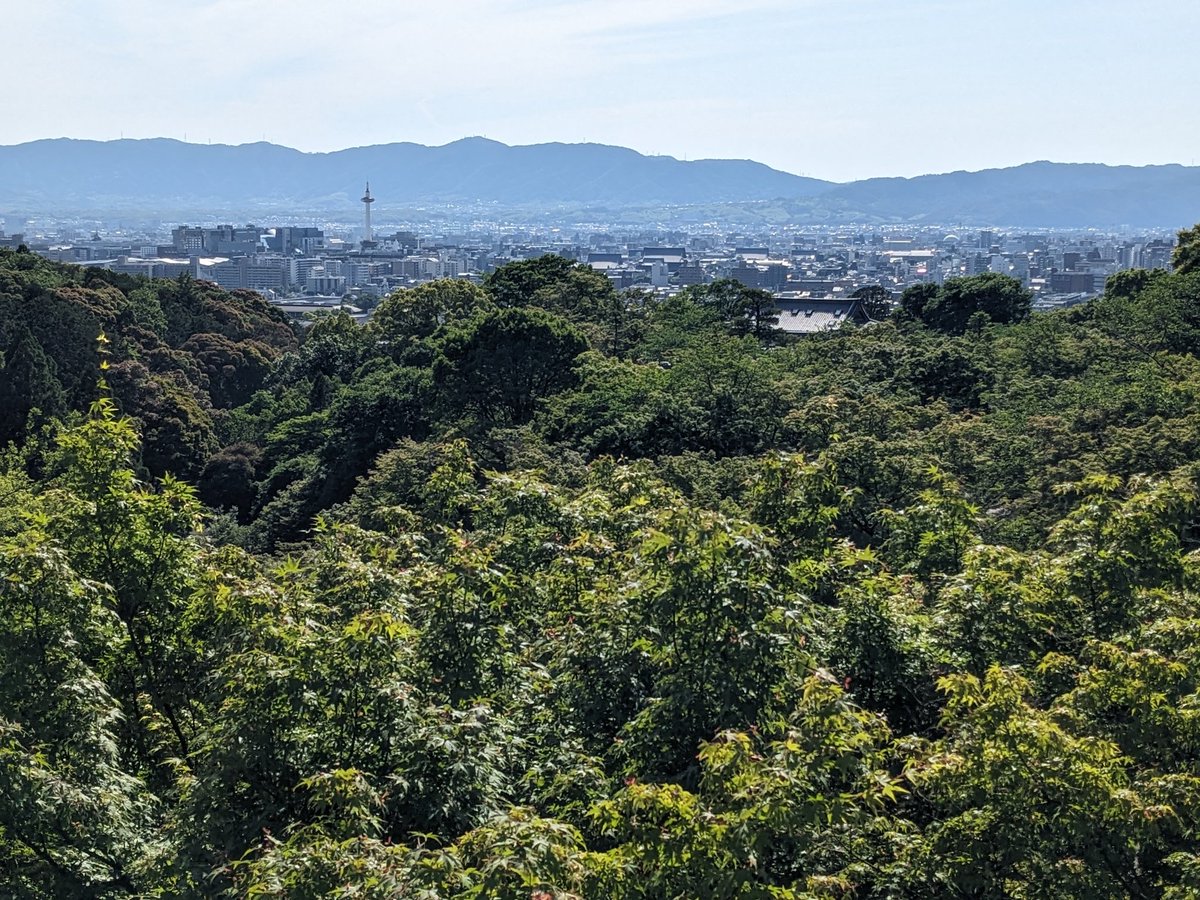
[2,137,1197,227]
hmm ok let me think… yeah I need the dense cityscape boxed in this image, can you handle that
[2,188,1181,333]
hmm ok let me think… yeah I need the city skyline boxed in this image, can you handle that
[4,0,1197,182]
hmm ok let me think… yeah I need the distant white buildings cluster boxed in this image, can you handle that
[5,197,1180,330]
[578,227,1175,316]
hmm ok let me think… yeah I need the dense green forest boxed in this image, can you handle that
[5,239,1200,897]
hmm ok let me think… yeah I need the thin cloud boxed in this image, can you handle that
[1,0,1196,181]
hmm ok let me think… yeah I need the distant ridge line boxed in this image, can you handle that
[1,137,1197,227]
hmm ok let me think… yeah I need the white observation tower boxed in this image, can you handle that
[361,182,375,246]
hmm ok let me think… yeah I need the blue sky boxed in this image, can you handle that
[4,0,1196,181]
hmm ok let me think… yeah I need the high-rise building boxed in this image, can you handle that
[268,227,325,256]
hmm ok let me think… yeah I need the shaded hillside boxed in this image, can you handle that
[0,247,297,477]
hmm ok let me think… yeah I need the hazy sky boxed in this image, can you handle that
[4,0,1196,182]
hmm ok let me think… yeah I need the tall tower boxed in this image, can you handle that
[361,182,375,245]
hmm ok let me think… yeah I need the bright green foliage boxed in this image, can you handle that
[428,808,594,899]
[617,505,794,780]
[592,675,902,898]
[8,239,1200,895]
[0,393,198,896]
[0,520,158,897]
[1047,472,1196,637]
[932,543,1068,673]
[882,467,978,582]
[899,665,1198,897]
[47,398,205,767]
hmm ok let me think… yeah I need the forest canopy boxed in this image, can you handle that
[4,244,1200,897]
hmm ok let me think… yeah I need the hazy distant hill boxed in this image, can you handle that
[1,137,1198,226]
[0,137,831,212]
[813,162,1200,227]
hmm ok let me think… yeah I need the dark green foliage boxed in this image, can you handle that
[1104,265,1167,300]
[1174,222,1200,275]
[680,277,781,340]
[901,272,1032,334]
[434,307,588,426]
[898,340,993,410]
[0,250,296,467]
[0,322,66,443]
[897,280,941,322]
[198,441,262,519]
[482,254,591,310]
[179,332,275,408]
[852,283,893,319]
[370,278,494,363]
[106,359,218,478]
[279,309,375,382]
[318,361,432,505]
[1091,269,1200,354]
